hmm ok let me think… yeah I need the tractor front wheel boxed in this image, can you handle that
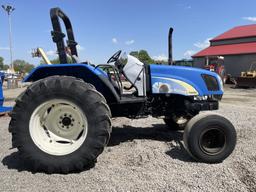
[183,113,236,163]
[9,76,111,173]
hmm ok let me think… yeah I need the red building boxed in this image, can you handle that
[193,24,256,76]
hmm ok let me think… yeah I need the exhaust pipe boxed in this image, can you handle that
[168,27,173,65]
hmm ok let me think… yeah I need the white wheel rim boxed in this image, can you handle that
[29,99,88,156]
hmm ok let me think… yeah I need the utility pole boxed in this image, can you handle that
[2,5,15,72]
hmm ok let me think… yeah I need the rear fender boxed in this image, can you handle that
[24,64,120,103]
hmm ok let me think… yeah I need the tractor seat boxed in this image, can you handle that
[110,78,122,95]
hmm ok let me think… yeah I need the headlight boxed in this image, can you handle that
[202,74,219,91]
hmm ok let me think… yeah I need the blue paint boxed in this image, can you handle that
[0,72,12,113]
[24,64,107,82]
[150,64,223,96]
[0,106,13,113]
[25,63,223,99]
[0,72,4,106]
[23,64,120,103]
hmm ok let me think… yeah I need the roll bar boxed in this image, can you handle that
[50,7,78,64]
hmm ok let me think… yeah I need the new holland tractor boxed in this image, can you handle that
[9,8,236,173]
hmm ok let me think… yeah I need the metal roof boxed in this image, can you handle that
[193,42,256,57]
[211,24,256,41]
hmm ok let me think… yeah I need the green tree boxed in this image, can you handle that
[154,60,168,65]
[0,57,4,70]
[0,57,10,70]
[13,59,35,73]
[50,58,61,64]
[23,63,35,73]
[3,65,9,70]
[130,51,139,58]
[129,50,154,64]
[138,50,154,64]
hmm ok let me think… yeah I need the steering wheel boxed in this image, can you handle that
[107,50,122,64]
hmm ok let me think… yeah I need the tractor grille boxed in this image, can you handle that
[202,74,219,91]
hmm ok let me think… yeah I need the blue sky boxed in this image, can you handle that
[1,0,256,65]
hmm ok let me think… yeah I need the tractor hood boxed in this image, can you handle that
[150,64,223,96]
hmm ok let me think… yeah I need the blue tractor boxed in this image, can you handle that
[9,8,236,173]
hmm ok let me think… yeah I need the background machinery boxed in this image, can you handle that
[32,48,52,65]
[0,72,12,114]
[204,56,226,82]
[235,62,256,88]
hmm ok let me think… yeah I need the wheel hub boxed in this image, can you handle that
[62,117,72,126]
[199,128,226,155]
[29,99,88,156]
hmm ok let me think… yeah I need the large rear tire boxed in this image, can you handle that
[183,113,236,163]
[9,76,111,173]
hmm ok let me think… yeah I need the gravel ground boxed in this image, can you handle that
[0,85,255,192]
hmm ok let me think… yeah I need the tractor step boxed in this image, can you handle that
[119,94,146,104]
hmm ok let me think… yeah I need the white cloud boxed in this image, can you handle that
[77,44,84,51]
[45,45,84,57]
[194,38,212,49]
[112,38,118,44]
[153,54,168,61]
[46,50,57,56]
[125,40,135,45]
[183,37,211,59]
[0,47,10,51]
[184,50,196,58]
[44,44,84,57]
[178,3,192,10]
[243,17,256,22]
